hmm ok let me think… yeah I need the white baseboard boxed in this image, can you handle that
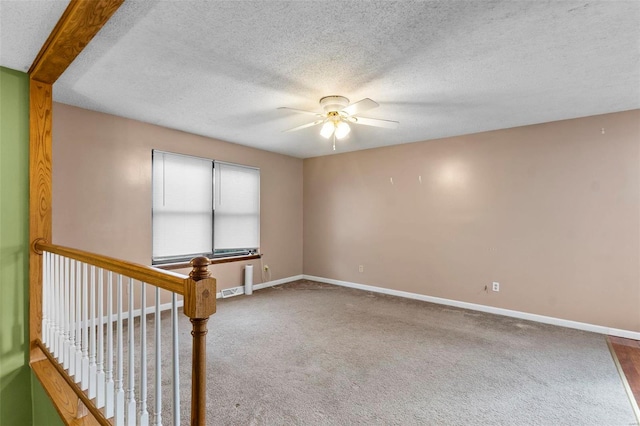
[303,275,640,340]
[61,299,184,330]
[216,274,303,299]
[48,276,304,331]
[91,275,304,322]
[139,299,184,317]
[254,274,304,291]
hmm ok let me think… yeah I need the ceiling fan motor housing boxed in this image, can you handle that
[320,95,350,113]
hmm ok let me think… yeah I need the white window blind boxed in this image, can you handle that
[152,151,213,260]
[214,162,260,251]
[152,151,260,263]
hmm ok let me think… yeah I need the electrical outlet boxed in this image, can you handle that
[492,282,499,292]
[358,265,364,273]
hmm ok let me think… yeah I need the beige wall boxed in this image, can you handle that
[304,110,640,332]
[52,104,639,331]
[52,103,303,289]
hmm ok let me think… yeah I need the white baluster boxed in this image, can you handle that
[97,268,106,408]
[68,259,77,377]
[115,274,125,425]
[105,271,115,418]
[127,278,137,425]
[153,287,162,426]
[74,260,83,384]
[81,263,90,391]
[139,282,149,426]
[59,256,64,363]
[60,255,66,361]
[57,255,63,363]
[53,254,60,358]
[63,257,71,369]
[61,255,67,359]
[89,265,97,399]
[50,252,55,349]
[50,254,56,355]
[47,251,52,349]
[47,251,53,349]
[42,252,49,349]
[51,252,57,350]
[56,255,62,361]
[172,293,180,426]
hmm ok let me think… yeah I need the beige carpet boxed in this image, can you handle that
[153,280,636,425]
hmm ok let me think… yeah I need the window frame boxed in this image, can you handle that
[151,150,260,265]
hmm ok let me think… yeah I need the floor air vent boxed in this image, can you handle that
[221,287,244,298]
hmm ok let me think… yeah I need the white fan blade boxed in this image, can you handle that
[283,119,324,133]
[342,98,379,116]
[353,116,399,129]
[278,107,323,117]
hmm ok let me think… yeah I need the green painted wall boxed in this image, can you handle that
[31,374,63,426]
[0,65,33,426]
[0,67,61,426]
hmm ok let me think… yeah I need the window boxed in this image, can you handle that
[152,150,259,264]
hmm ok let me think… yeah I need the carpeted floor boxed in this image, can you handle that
[158,280,636,425]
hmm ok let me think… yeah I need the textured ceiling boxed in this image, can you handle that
[1,1,639,158]
[0,0,71,72]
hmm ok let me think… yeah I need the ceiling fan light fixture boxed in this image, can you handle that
[335,121,351,139]
[320,121,335,138]
[280,96,398,150]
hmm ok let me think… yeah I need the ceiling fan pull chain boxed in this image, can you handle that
[332,134,336,151]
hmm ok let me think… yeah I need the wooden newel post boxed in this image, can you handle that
[184,256,216,426]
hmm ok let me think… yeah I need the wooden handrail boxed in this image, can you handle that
[33,240,186,295]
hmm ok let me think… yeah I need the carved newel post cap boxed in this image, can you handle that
[189,256,211,281]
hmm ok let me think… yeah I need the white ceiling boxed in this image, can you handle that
[1,1,639,158]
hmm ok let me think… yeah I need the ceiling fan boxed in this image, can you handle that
[278,96,399,150]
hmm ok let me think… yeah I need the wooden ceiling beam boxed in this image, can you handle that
[29,0,124,84]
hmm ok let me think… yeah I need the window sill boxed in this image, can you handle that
[155,253,262,271]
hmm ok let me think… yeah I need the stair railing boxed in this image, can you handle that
[33,239,216,425]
